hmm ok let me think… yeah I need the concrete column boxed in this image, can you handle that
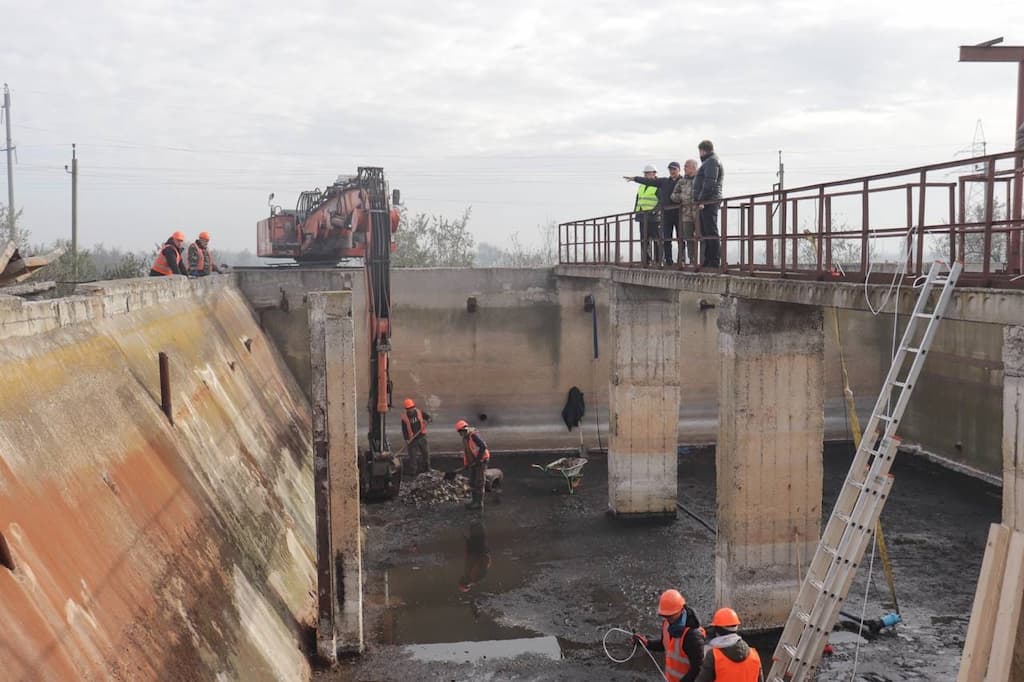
[1004,326,1024,530]
[309,291,363,661]
[607,283,680,517]
[716,297,824,628]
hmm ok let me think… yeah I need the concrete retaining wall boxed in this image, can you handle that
[0,275,315,681]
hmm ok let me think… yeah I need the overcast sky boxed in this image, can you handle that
[2,0,1023,255]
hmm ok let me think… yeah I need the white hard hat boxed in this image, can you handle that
[643,164,657,172]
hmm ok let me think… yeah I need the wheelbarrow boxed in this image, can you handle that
[531,457,588,494]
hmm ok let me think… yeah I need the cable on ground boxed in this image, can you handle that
[602,627,666,679]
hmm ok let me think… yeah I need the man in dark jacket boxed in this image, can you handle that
[633,589,706,682]
[694,607,762,682]
[693,140,724,268]
[149,231,187,276]
[625,162,684,266]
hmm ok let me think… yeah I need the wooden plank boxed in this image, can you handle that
[959,524,1011,681]
[0,241,16,273]
[986,530,1024,681]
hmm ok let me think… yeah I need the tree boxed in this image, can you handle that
[798,220,875,270]
[392,208,476,267]
[475,222,559,267]
[963,197,1007,264]
[0,202,31,251]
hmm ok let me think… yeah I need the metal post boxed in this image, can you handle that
[3,84,14,243]
[158,352,173,425]
[71,144,78,279]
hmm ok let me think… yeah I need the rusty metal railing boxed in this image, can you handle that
[559,151,1024,287]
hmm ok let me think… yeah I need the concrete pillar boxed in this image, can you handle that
[607,283,680,517]
[716,297,824,628]
[1004,326,1024,530]
[309,292,363,661]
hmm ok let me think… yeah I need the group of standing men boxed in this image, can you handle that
[633,590,762,682]
[625,139,723,269]
[400,398,491,511]
[149,231,223,278]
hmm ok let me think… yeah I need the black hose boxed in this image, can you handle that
[677,503,716,535]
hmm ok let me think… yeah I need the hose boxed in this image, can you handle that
[677,503,717,535]
[602,627,665,679]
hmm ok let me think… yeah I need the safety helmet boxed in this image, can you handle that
[404,398,415,409]
[711,607,741,628]
[657,589,685,617]
[643,164,657,173]
[455,419,469,432]
[171,231,186,241]
[198,231,211,241]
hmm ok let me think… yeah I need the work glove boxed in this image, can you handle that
[631,633,648,648]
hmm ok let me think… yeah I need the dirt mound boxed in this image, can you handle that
[400,469,470,507]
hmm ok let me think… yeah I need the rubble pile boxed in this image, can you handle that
[400,469,470,507]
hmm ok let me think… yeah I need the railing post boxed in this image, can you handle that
[615,217,621,264]
[905,185,914,275]
[816,187,825,276]
[984,158,996,279]
[825,196,833,274]
[779,193,788,276]
[958,178,967,267]
[948,185,957,264]
[720,200,728,272]
[916,170,927,277]
[765,202,774,269]
[790,197,799,271]
[861,180,870,279]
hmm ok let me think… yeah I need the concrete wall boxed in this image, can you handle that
[234,265,1006,478]
[0,276,315,681]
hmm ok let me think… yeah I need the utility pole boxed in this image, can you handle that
[777,149,785,194]
[960,37,1024,274]
[2,84,15,243]
[65,145,78,279]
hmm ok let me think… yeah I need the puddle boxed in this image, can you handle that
[405,635,562,663]
[371,515,549,646]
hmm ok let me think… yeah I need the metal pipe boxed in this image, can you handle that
[159,352,173,425]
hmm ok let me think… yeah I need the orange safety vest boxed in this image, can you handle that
[189,242,208,272]
[401,408,427,441]
[462,429,490,467]
[151,245,181,276]
[711,646,762,682]
[661,621,702,682]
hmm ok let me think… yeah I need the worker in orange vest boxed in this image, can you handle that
[456,419,490,511]
[400,398,432,474]
[632,589,706,682]
[150,231,187,276]
[187,231,221,277]
[693,607,762,682]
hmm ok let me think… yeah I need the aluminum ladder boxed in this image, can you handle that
[768,259,962,682]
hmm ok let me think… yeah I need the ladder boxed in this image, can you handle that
[768,259,962,682]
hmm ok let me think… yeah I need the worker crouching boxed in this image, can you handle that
[693,608,762,682]
[456,419,490,511]
[633,589,706,682]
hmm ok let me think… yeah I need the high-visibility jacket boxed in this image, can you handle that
[462,429,490,468]
[661,621,702,682]
[635,184,658,212]
[150,243,182,276]
[401,407,428,442]
[187,241,213,274]
[711,646,761,682]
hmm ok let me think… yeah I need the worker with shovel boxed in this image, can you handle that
[453,419,490,511]
[400,398,432,474]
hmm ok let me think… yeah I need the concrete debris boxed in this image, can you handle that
[400,470,471,507]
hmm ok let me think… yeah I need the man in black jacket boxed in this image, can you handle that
[693,140,724,268]
[624,163,683,266]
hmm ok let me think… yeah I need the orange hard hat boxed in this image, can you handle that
[658,589,685,617]
[198,231,211,241]
[455,419,469,432]
[404,398,415,409]
[172,231,186,241]
[711,607,741,628]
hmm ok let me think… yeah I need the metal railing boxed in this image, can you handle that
[559,151,1024,287]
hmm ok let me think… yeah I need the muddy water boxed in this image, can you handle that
[323,444,1000,681]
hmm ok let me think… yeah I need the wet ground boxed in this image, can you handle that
[318,443,1000,681]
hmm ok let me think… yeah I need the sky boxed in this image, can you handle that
[2,0,1023,255]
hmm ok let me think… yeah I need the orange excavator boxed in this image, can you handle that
[259,167,403,498]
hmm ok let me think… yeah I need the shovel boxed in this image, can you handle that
[444,466,467,482]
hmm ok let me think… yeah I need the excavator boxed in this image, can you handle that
[258,167,403,498]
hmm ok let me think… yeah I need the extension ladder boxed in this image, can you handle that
[768,259,962,682]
